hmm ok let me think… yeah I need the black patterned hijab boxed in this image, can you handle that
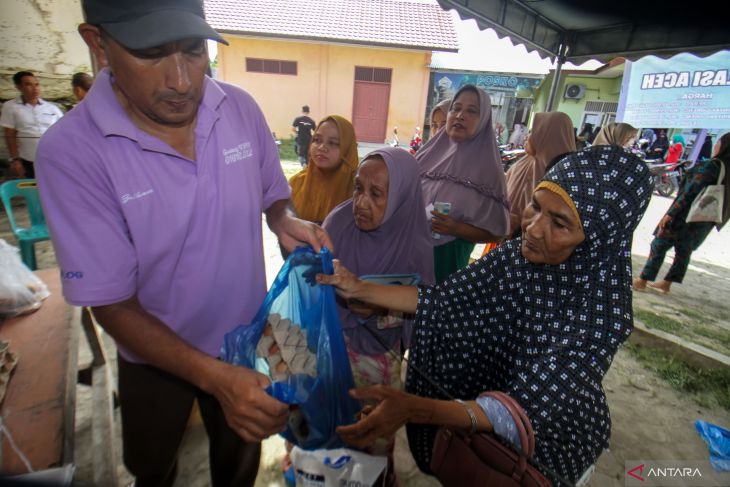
[405,146,653,482]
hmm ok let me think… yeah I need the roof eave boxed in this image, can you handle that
[429,67,544,79]
[216,30,459,53]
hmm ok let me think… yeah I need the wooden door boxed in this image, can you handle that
[352,67,392,143]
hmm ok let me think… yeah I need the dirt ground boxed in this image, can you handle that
[3,183,730,486]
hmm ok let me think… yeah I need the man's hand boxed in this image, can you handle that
[4,127,23,177]
[277,217,332,254]
[210,362,289,442]
[92,297,288,443]
[266,200,333,253]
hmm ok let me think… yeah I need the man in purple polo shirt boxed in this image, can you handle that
[35,1,332,486]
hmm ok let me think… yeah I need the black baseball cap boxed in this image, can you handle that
[82,0,229,49]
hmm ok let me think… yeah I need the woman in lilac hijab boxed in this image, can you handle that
[416,84,509,281]
[323,147,434,479]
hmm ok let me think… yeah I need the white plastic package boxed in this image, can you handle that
[0,239,50,317]
[290,446,387,487]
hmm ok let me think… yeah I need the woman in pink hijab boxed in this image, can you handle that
[416,84,509,281]
[505,112,577,236]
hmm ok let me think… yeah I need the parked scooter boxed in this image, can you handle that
[631,137,690,197]
[409,127,422,155]
[645,158,690,197]
[388,126,400,148]
[498,144,525,172]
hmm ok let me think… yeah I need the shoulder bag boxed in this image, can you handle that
[686,160,725,225]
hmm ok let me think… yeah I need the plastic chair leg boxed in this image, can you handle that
[19,241,37,270]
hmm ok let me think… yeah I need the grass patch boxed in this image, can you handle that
[277,138,299,162]
[634,308,730,355]
[634,309,683,334]
[679,307,711,324]
[281,160,302,180]
[277,138,304,180]
[625,342,730,410]
[694,326,730,350]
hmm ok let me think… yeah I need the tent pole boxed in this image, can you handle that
[546,41,567,112]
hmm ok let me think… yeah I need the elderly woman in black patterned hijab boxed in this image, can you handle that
[318,145,653,484]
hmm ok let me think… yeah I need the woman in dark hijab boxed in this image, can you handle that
[320,146,653,485]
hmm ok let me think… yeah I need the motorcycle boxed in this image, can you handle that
[645,158,690,197]
[409,128,422,155]
[630,138,688,197]
[498,144,525,172]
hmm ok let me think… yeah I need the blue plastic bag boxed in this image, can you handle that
[695,420,730,471]
[221,246,360,450]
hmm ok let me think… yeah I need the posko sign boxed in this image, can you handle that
[617,50,730,129]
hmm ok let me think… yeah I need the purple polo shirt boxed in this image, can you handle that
[36,68,290,363]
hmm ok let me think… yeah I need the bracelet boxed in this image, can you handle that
[455,399,478,435]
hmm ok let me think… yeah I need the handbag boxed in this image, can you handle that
[430,391,553,487]
[686,160,725,225]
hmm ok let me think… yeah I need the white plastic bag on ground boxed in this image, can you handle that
[290,446,387,487]
[0,239,50,317]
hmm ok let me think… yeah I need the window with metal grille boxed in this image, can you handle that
[584,100,619,113]
[246,58,297,75]
[602,101,618,113]
[354,66,392,84]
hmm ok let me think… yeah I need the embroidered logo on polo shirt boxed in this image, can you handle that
[61,270,84,280]
[121,189,154,204]
[223,142,253,165]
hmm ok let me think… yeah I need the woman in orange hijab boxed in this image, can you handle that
[289,115,359,224]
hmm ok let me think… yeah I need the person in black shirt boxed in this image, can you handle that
[292,105,316,167]
[698,134,714,160]
[648,129,670,159]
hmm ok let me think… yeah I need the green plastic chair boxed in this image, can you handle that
[0,179,50,270]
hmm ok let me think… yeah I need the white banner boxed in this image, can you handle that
[617,50,730,129]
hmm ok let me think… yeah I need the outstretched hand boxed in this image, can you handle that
[336,385,412,448]
[316,259,361,299]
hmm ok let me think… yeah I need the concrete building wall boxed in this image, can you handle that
[217,35,431,142]
[0,0,91,100]
[533,74,623,129]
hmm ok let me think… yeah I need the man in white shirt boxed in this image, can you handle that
[1,71,64,178]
